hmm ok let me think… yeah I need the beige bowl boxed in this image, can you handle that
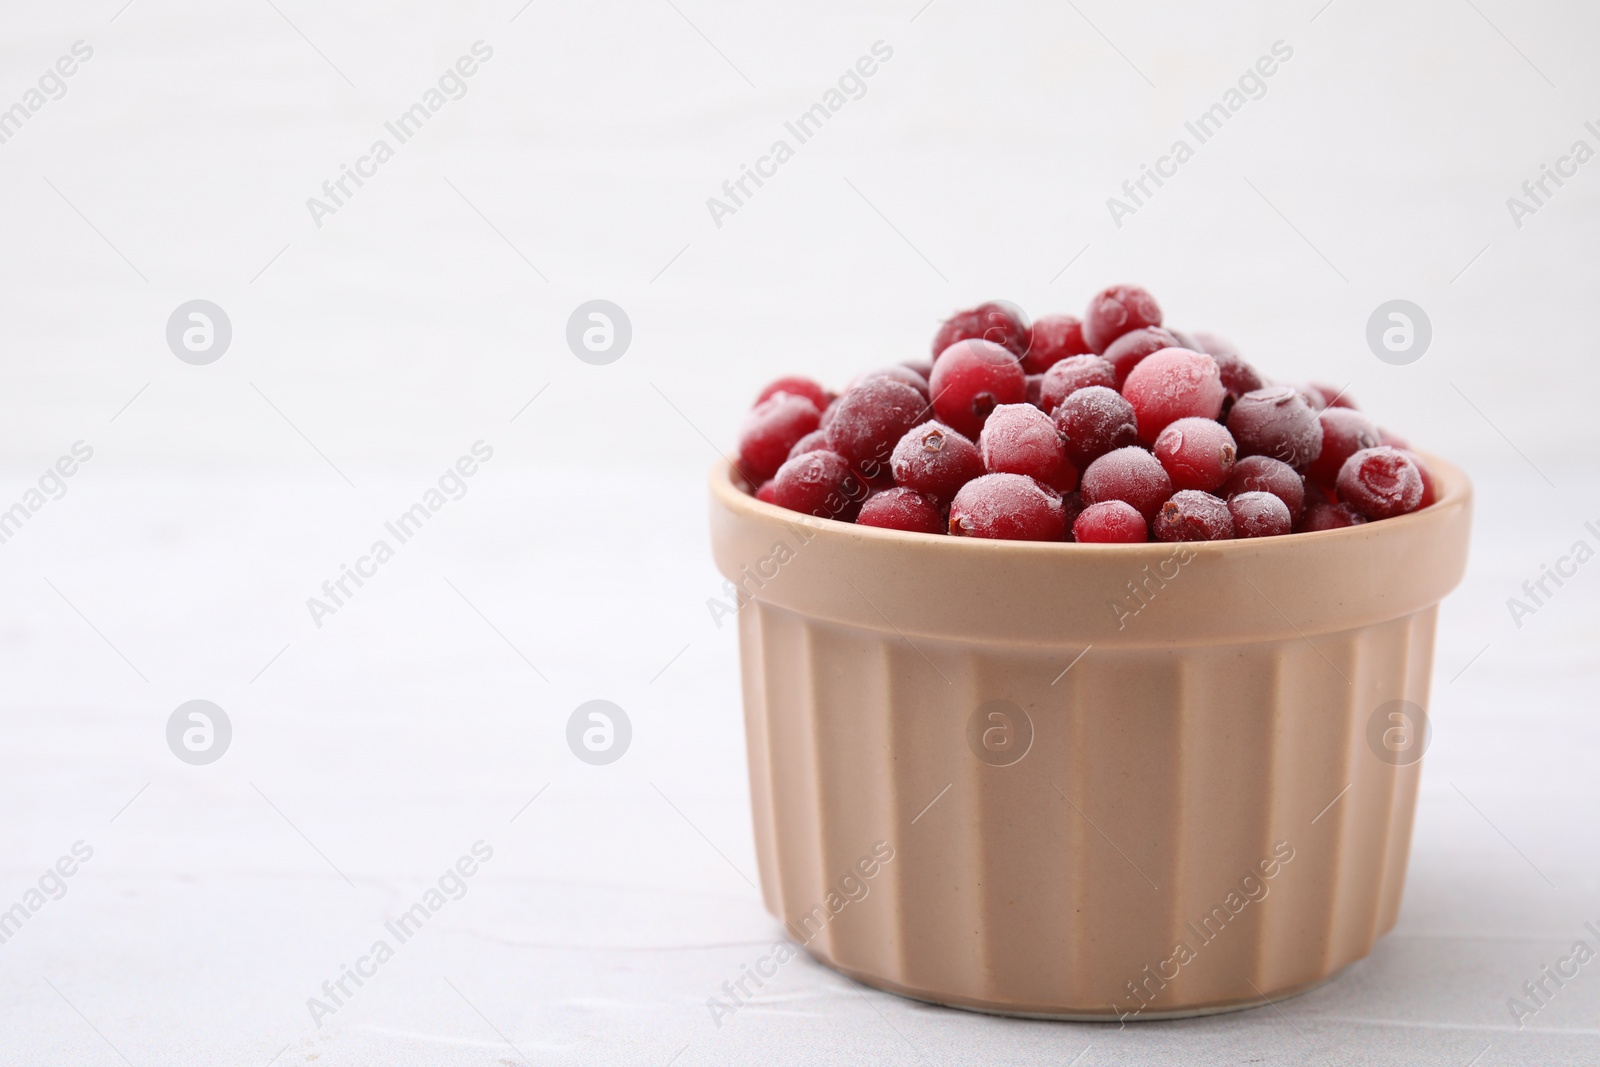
[709,455,1472,1020]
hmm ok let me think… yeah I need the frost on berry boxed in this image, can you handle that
[979,403,1077,492]
[949,473,1065,541]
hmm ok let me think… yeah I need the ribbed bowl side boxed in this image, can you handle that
[740,600,1438,1017]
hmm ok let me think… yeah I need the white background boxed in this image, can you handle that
[0,1,1597,1064]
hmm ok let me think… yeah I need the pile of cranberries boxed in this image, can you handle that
[736,288,1436,543]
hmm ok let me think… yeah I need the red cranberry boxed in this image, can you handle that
[1228,491,1291,538]
[979,403,1077,492]
[1306,408,1380,487]
[825,379,929,485]
[928,339,1027,440]
[1210,350,1265,408]
[1220,455,1306,518]
[854,365,930,400]
[856,487,945,534]
[1294,383,1329,411]
[771,450,866,521]
[1080,446,1172,523]
[891,421,984,504]
[1121,347,1225,443]
[1083,285,1162,353]
[755,479,777,504]
[1053,385,1140,469]
[1153,490,1234,542]
[949,473,1065,541]
[1188,330,1237,358]
[931,301,1030,360]
[1061,490,1086,540]
[1073,500,1147,543]
[1337,447,1423,519]
[1297,500,1367,532]
[787,428,829,461]
[902,358,935,381]
[1227,386,1323,469]
[1025,373,1046,410]
[1401,449,1436,508]
[1022,314,1090,373]
[738,392,821,483]
[1153,417,1237,492]
[1102,326,1180,388]
[1310,382,1356,409]
[755,376,832,412]
[1040,355,1117,414]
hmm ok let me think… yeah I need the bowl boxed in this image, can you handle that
[708,454,1471,1020]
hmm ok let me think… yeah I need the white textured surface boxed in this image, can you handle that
[2,0,1598,1063]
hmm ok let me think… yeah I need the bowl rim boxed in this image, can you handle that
[710,450,1469,555]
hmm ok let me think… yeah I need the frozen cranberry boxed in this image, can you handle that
[1121,347,1225,443]
[931,301,1030,360]
[755,479,778,504]
[1220,455,1306,518]
[1310,382,1355,409]
[771,450,866,521]
[857,487,945,534]
[1306,408,1380,487]
[738,392,822,483]
[928,339,1027,440]
[854,365,930,400]
[1401,449,1436,508]
[755,376,832,412]
[1153,417,1236,492]
[825,379,929,484]
[788,428,829,460]
[1025,373,1046,410]
[1083,285,1162,353]
[1061,490,1086,540]
[1294,384,1329,411]
[1022,313,1090,373]
[1040,355,1117,414]
[1154,490,1233,542]
[902,358,934,381]
[1102,326,1180,388]
[818,397,840,431]
[1227,386,1323,469]
[1210,350,1265,409]
[1188,330,1237,358]
[1298,501,1367,532]
[949,473,1065,541]
[980,403,1077,492]
[1080,446,1172,522]
[1228,491,1291,538]
[1053,385,1139,469]
[1073,500,1147,543]
[1337,447,1423,519]
[891,421,984,504]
